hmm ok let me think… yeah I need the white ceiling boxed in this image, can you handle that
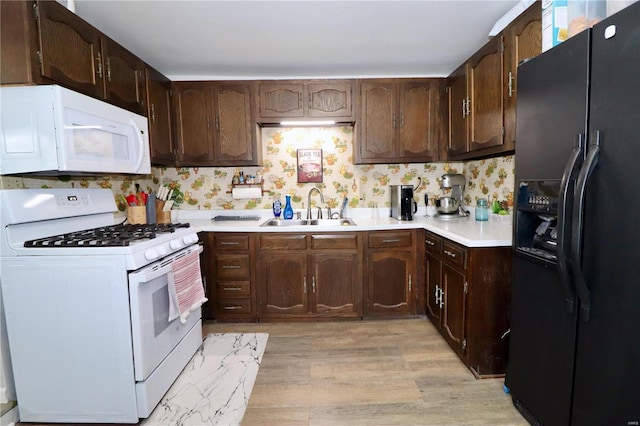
[73,0,525,81]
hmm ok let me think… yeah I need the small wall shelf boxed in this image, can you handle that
[226,182,268,195]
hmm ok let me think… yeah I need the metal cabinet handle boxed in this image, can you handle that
[508,71,514,98]
[382,239,400,243]
[223,306,242,310]
[425,240,436,246]
[466,97,471,116]
[303,276,307,294]
[151,104,156,123]
[444,250,457,258]
[312,276,316,293]
[439,287,444,308]
[106,57,112,82]
[408,274,412,292]
[222,265,241,269]
[96,52,103,78]
[462,99,466,118]
[223,287,242,291]
[220,241,240,245]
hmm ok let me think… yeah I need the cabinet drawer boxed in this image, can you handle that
[442,240,467,270]
[260,234,307,250]
[214,234,249,250]
[311,233,358,250]
[368,231,412,248]
[215,281,251,298]
[215,254,251,279]
[424,231,442,255]
[216,299,253,315]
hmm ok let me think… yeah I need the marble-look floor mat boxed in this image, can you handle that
[142,333,269,426]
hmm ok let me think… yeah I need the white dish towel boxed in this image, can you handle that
[168,250,208,324]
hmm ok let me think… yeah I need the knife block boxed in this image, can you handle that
[127,206,146,224]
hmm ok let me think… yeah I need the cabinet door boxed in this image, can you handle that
[307,81,354,120]
[36,1,102,97]
[447,64,468,157]
[101,37,144,114]
[258,83,304,119]
[311,253,360,318]
[212,83,256,165]
[356,80,396,163]
[365,250,413,316]
[425,251,442,328]
[468,36,504,152]
[173,83,214,165]
[504,1,542,149]
[398,81,436,161]
[259,253,308,318]
[146,67,174,165]
[442,264,467,360]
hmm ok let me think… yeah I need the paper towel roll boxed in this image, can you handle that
[232,187,262,199]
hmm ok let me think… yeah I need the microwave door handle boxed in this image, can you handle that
[131,118,146,173]
[556,134,585,314]
[571,131,601,323]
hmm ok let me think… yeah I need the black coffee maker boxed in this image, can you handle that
[390,185,417,221]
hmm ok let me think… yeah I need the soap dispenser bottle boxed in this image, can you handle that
[273,198,282,218]
[283,195,294,220]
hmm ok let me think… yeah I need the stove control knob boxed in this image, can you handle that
[183,234,197,245]
[170,239,183,250]
[145,249,159,261]
[156,246,168,256]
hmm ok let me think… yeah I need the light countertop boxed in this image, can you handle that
[176,207,512,248]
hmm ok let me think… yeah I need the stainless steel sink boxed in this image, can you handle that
[260,218,357,227]
[308,218,357,226]
[260,219,310,227]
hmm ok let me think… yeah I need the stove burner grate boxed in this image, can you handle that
[24,223,190,248]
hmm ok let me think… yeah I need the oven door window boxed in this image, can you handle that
[129,255,201,382]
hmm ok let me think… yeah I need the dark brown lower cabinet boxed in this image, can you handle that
[202,233,257,321]
[424,230,512,378]
[258,233,362,320]
[364,230,417,317]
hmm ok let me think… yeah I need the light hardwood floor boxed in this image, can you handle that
[203,318,528,426]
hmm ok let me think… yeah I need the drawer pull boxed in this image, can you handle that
[223,287,242,291]
[382,239,400,243]
[444,250,457,258]
[426,240,436,246]
[222,265,241,269]
[220,241,240,245]
[223,306,243,310]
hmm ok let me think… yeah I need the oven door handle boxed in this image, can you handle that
[130,263,173,285]
[130,246,203,285]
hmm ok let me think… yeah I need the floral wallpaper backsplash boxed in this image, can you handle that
[0,126,514,213]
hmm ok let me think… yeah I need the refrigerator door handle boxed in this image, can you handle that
[556,134,585,314]
[571,131,601,322]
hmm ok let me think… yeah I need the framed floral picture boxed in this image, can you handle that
[296,149,323,183]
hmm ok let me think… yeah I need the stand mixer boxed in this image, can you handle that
[435,173,469,219]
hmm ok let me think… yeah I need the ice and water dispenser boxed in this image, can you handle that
[514,180,563,262]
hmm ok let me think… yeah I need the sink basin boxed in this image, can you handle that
[259,218,357,227]
[308,218,357,226]
[260,219,310,227]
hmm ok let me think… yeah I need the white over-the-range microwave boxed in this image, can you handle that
[0,85,151,175]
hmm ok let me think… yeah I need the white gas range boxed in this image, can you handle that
[0,188,204,423]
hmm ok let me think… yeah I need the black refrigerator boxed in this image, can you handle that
[505,2,640,425]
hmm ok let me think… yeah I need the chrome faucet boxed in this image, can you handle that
[306,187,324,220]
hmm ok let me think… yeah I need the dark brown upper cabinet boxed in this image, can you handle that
[146,66,174,165]
[257,79,354,123]
[504,1,542,150]
[173,81,259,167]
[447,36,505,161]
[1,1,146,115]
[355,79,441,164]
